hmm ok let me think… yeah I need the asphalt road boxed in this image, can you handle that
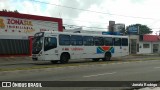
[0,57,160,90]
[0,59,160,81]
[0,55,160,70]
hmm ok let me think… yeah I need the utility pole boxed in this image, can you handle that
[156,30,160,36]
[156,30,160,55]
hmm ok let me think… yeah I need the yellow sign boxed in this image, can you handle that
[24,29,35,33]
[0,18,5,28]
[7,19,33,26]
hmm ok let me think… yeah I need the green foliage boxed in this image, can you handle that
[1,9,19,13]
[126,24,152,35]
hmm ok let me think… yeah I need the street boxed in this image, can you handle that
[0,55,160,90]
[0,55,160,70]
[0,59,160,81]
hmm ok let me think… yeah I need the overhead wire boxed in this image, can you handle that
[63,24,108,30]
[28,0,160,31]
[30,0,160,20]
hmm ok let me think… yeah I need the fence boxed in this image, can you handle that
[0,35,32,57]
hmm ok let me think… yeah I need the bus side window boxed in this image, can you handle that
[122,38,128,46]
[83,36,94,46]
[44,37,57,51]
[94,37,104,46]
[71,35,83,46]
[104,37,113,46]
[59,35,70,45]
[114,38,121,46]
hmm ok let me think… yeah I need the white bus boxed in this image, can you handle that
[32,31,129,63]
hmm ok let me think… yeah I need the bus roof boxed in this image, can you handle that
[41,31,128,38]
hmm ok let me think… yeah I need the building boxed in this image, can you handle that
[128,34,160,54]
[0,11,63,56]
[113,23,125,35]
[128,35,139,54]
[138,35,160,54]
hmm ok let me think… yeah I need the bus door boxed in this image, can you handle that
[113,38,122,57]
[121,38,129,56]
[44,36,59,60]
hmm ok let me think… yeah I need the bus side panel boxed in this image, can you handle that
[82,46,97,59]
[58,46,71,59]
[59,46,104,60]
[69,46,83,60]
[112,46,122,57]
[44,49,59,61]
[82,46,106,59]
[121,46,129,56]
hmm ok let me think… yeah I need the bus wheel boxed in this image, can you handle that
[92,58,100,62]
[51,60,58,64]
[60,54,69,64]
[102,53,111,61]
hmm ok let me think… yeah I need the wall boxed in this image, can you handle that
[0,35,32,56]
[0,11,63,35]
[138,42,152,54]
[0,16,59,36]
[0,11,63,57]
[128,35,139,54]
[138,41,160,54]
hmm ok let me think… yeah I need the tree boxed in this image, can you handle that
[126,24,152,35]
[1,9,19,13]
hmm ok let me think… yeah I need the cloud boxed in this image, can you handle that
[0,0,160,33]
[0,0,14,10]
[0,0,46,16]
[74,0,160,31]
[45,0,105,24]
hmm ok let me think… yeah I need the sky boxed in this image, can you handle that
[0,0,160,34]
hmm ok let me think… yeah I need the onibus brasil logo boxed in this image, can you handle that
[2,82,42,87]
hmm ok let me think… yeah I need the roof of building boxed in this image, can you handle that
[143,35,160,42]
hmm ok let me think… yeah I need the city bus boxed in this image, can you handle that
[32,31,129,63]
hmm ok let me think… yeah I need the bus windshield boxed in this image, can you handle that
[32,37,43,54]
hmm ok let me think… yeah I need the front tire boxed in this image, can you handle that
[60,54,69,64]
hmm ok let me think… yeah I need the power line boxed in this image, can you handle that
[29,0,109,25]
[151,28,160,29]
[64,24,160,30]
[63,24,108,30]
[58,0,62,18]
[63,18,109,25]
[30,0,160,20]
[28,0,160,31]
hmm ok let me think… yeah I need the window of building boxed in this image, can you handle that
[143,44,150,48]
[59,35,70,45]
[83,36,94,46]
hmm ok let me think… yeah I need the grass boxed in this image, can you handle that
[0,62,112,72]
